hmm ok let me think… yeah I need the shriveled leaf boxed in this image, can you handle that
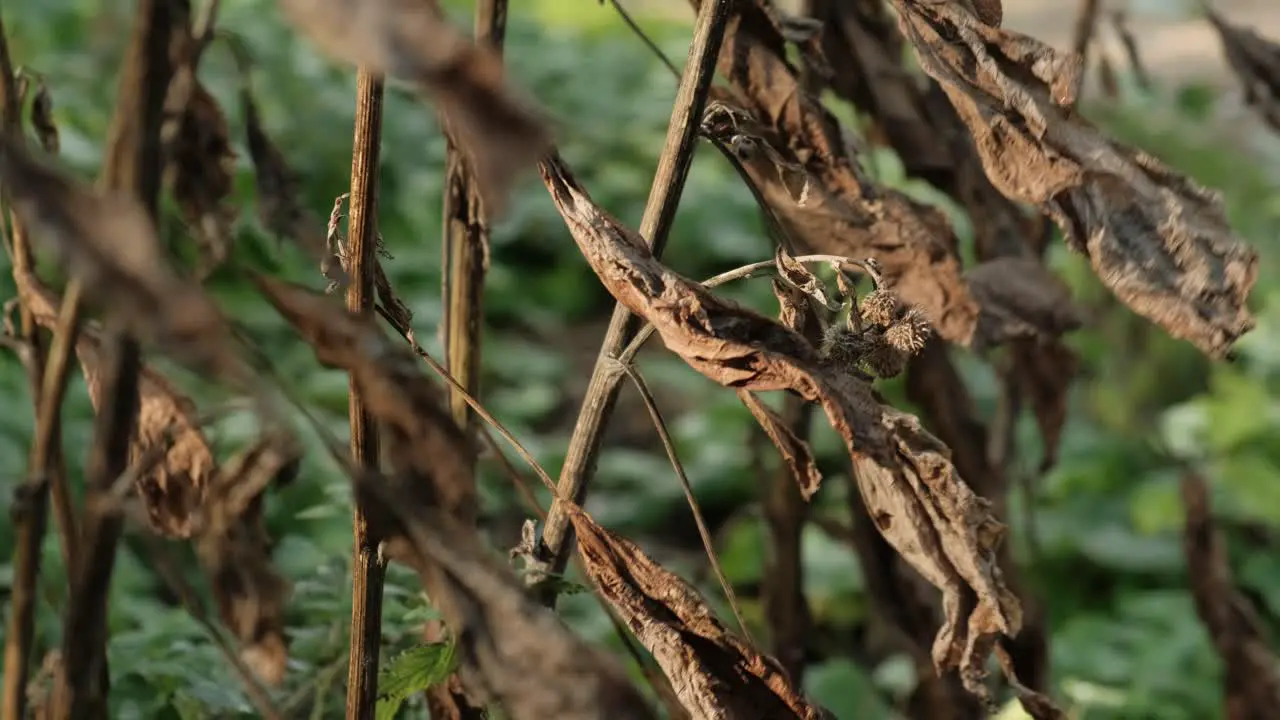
[1204,6,1280,133]
[739,390,822,500]
[541,154,1020,699]
[251,276,475,522]
[567,503,831,719]
[242,88,344,287]
[1181,471,1280,720]
[1009,338,1077,472]
[14,272,213,538]
[29,79,60,154]
[892,0,1259,358]
[692,0,982,346]
[964,257,1083,350]
[166,82,238,276]
[0,135,243,378]
[993,644,1065,720]
[774,246,837,312]
[274,0,551,213]
[376,642,459,720]
[770,277,809,335]
[195,434,299,687]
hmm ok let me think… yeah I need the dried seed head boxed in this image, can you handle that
[860,289,901,328]
[862,340,909,379]
[885,308,932,355]
[820,324,871,370]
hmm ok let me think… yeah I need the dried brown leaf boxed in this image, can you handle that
[251,275,476,522]
[892,0,1259,358]
[1009,338,1077,472]
[693,0,982,346]
[567,502,831,719]
[1205,6,1280,133]
[167,81,238,276]
[30,79,60,154]
[0,135,243,378]
[993,644,1065,720]
[242,88,342,285]
[770,277,809,335]
[774,246,837,312]
[541,154,1021,698]
[14,271,213,538]
[195,434,299,687]
[274,0,552,213]
[739,390,822,500]
[1181,471,1280,720]
[964,257,1083,350]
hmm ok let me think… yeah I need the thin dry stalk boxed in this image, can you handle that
[0,16,56,719]
[616,361,753,642]
[530,0,742,597]
[441,0,506,432]
[49,0,177,713]
[344,69,389,720]
[1071,0,1103,95]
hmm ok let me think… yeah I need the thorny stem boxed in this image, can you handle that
[51,0,175,714]
[616,361,754,642]
[344,70,388,720]
[532,0,733,603]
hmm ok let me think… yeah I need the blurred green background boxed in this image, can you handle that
[2,0,1280,718]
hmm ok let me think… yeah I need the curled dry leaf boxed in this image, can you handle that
[0,135,243,378]
[30,78,60,154]
[541,154,1020,697]
[195,434,299,687]
[774,246,838,312]
[739,390,822,500]
[692,0,982,346]
[963,257,1083,350]
[274,0,552,213]
[1181,471,1280,720]
[167,81,238,277]
[242,87,345,288]
[14,272,213,538]
[566,502,831,719]
[1204,6,1280,133]
[255,276,654,718]
[891,0,1259,359]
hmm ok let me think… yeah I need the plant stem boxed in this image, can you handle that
[50,0,174,713]
[344,69,388,720]
[532,0,733,603]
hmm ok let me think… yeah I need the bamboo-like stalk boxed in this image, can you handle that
[531,0,734,604]
[344,70,388,720]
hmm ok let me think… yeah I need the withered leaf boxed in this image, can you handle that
[251,275,476,523]
[691,0,983,346]
[541,154,1020,698]
[274,0,552,213]
[770,277,809,335]
[566,502,831,719]
[14,271,213,539]
[891,0,1259,359]
[1204,6,1280,133]
[195,434,298,687]
[1181,471,1280,720]
[963,257,1083,350]
[1009,338,1077,473]
[166,81,238,277]
[242,88,342,284]
[30,79,60,154]
[774,246,838,312]
[0,135,243,379]
[739,390,822,500]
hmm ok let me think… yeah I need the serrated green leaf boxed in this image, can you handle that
[375,641,458,720]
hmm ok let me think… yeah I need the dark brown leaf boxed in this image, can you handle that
[1204,6,1280,133]
[891,0,1259,359]
[274,0,551,213]
[1181,471,1280,720]
[166,81,237,277]
[541,154,1021,699]
[242,88,343,287]
[964,257,1083,350]
[30,79,60,154]
[1009,338,1078,472]
[195,434,298,687]
[14,271,213,539]
[0,135,243,378]
[692,0,982,346]
[739,390,822,500]
[567,502,831,719]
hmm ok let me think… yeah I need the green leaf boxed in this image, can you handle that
[375,642,459,720]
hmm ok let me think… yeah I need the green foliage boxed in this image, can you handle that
[375,642,458,720]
